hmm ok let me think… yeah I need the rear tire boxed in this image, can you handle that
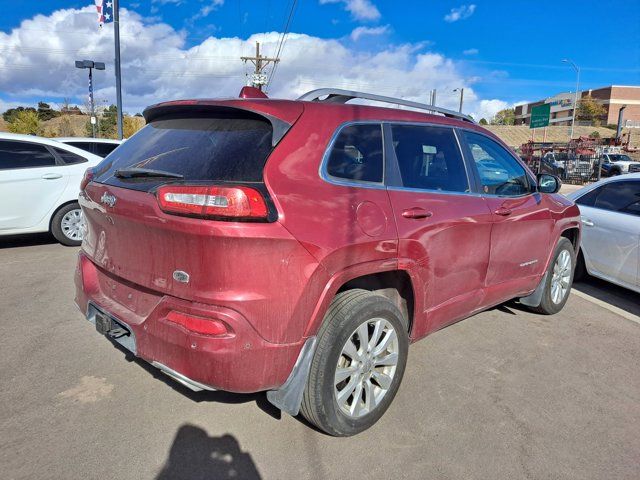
[529,237,575,315]
[300,289,409,436]
[51,203,84,247]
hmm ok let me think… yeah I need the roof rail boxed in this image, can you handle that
[297,88,475,123]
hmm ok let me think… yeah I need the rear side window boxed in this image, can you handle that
[0,140,57,170]
[94,114,273,191]
[95,143,119,157]
[326,124,383,183]
[53,147,87,165]
[65,142,94,154]
[579,181,640,215]
[390,125,468,193]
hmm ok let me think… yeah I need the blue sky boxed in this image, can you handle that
[0,0,638,118]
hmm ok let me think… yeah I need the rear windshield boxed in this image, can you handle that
[94,114,273,191]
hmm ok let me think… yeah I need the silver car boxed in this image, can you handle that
[567,173,640,293]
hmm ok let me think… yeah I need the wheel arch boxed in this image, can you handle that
[303,262,420,339]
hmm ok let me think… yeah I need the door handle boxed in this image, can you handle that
[494,206,512,216]
[581,218,594,227]
[402,208,433,219]
[41,173,63,180]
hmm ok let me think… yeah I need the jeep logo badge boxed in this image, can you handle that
[101,192,117,208]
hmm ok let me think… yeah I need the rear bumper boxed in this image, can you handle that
[74,252,305,393]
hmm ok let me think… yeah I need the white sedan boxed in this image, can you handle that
[567,173,640,293]
[0,132,102,246]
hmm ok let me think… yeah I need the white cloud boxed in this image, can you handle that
[475,99,509,121]
[463,48,478,55]
[320,0,381,21]
[0,5,506,120]
[350,25,390,41]
[444,4,476,23]
[194,0,224,20]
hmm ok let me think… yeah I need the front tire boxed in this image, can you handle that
[51,203,85,246]
[529,237,575,315]
[301,289,409,436]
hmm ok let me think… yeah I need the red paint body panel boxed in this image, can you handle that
[75,97,581,393]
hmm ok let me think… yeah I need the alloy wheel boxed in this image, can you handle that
[333,318,399,418]
[550,249,572,304]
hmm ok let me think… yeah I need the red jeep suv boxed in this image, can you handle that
[75,87,580,436]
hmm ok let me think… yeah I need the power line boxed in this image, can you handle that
[267,0,298,90]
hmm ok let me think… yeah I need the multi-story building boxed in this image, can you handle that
[514,85,640,128]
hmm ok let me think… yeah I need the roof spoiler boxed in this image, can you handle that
[142,100,292,147]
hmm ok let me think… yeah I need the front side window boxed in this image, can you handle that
[326,124,383,183]
[0,140,57,170]
[463,131,531,196]
[390,125,469,193]
[579,181,640,216]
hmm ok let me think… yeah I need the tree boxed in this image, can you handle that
[479,118,488,125]
[86,104,118,138]
[37,101,61,121]
[577,95,606,126]
[57,116,75,137]
[490,108,515,125]
[2,106,37,123]
[8,110,41,135]
[123,116,144,138]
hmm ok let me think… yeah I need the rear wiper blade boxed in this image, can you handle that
[114,168,184,179]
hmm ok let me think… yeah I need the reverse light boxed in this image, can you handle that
[165,311,230,337]
[80,168,95,191]
[157,185,268,219]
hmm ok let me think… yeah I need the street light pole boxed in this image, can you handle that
[453,88,464,113]
[562,59,580,140]
[75,60,105,138]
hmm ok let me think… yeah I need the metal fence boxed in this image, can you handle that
[525,154,602,185]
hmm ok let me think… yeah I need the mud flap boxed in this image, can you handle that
[519,272,548,308]
[266,336,317,416]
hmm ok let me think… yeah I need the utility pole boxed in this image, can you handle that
[241,42,280,91]
[430,89,437,106]
[113,0,124,139]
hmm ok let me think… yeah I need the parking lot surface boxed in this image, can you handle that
[1,236,639,480]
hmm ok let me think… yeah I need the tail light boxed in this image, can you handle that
[80,168,95,191]
[156,185,268,220]
[166,311,230,337]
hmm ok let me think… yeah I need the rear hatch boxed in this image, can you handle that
[80,101,303,302]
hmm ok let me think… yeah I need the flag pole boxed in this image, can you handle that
[113,0,124,139]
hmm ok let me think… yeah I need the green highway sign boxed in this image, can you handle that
[530,103,550,129]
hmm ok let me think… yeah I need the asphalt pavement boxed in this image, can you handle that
[1,235,639,480]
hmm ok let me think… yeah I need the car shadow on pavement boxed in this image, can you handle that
[111,342,282,420]
[573,277,640,317]
[156,424,261,480]
[0,232,58,249]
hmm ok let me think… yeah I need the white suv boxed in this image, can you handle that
[0,132,101,246]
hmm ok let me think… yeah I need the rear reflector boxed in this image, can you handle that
[166,311,229,336]
[157,185,268,219]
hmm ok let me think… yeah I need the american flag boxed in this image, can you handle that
[95,0,114,26]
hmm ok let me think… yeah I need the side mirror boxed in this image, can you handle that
[536,173,561,194]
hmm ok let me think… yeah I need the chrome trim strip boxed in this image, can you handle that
[151,361,217,392]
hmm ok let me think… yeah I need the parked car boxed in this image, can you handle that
[56,137,122,158]
[599,153,640,176]
[0,132,101,246]
[567,173,640,293]
[74,88,581,436]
